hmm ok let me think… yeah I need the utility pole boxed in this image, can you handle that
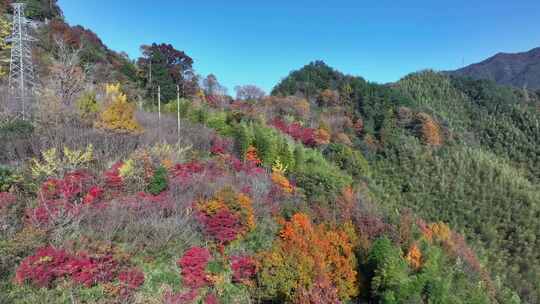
[306,69,310,102]
[6,2,37,120]
[157,85,161,141]
[176,84,181,138]
[157,85,161,121]
[148,49,153,107]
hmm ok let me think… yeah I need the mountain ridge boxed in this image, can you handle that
[449,47,540,90]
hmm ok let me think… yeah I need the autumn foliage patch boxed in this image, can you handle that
[258,213,359,302]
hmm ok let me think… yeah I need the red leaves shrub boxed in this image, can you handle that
[177,247,211,289]
[28,171,97,226]
[27,198,82,226]
[40,171,94,202]
[204,293,219,304]
[0,192,16,209]
[41,178,63,200]
[201,209,243,244]
[171,160,204,181]
[15,245,141,289]
[15,246,72,288]
[226,154,264,175]
[163,289,199,304]
[195,188,256,245]
[211,136,232,155]
[231,256,257,283]
[83,186,104,204]
[104,162,124,190]
[61,170,94,201]
[118,268,145,289]
[68,255,116,287]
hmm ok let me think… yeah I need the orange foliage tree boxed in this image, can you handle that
[314,128,331,145]
[257,213,359,302]
[405,243,422,270]
[318,89,340,106]
[416,112,442,146]
[245,145,262,165]
[271,159,293,194]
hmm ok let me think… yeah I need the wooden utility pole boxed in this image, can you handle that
[157,85,161,141]
[158,85,161,121]
[177,84,181,138]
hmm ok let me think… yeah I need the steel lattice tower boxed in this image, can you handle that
[6,3,37,119]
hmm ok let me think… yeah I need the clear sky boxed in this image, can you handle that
[58,0,540,93]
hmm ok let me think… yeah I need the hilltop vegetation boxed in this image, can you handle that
[0,2,539,304]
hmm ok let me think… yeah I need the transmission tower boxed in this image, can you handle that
[6,2,37,119]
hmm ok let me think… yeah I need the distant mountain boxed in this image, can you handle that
[449,47,540,90]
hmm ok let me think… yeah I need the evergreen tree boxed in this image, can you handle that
[292,145,305,172]
[277,138,295,171]
[253,125,277,166]
[234,123,252,159]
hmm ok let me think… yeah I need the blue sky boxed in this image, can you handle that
[58,0,540,93]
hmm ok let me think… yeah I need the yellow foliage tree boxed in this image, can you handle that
[31,145,94,178]
[96,84,142,133]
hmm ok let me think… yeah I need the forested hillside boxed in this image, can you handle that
[272,63,540,303]
[0,1,539,304]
